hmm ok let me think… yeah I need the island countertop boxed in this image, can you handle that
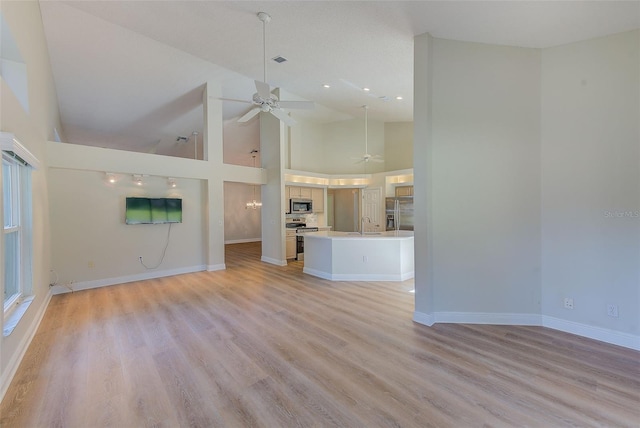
[304,230,414,240]
[302,230,414,281]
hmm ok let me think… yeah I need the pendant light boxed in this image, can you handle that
[246,150,262,209]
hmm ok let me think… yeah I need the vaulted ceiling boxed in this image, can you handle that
[38,1,639,158]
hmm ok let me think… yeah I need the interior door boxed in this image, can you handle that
[362,187,382,232]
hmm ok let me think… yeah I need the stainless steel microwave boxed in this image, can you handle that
[290,198,313,214]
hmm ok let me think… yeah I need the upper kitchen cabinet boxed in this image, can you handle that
[312,188,324,213]
[395,186,414,197]
[288,186,312,199]
[285,185,324,213]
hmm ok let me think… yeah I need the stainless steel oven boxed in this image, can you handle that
[296,227,318,261]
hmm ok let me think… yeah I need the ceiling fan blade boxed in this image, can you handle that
[270,108,297,126]
[238,107,261,123]
[370,158,385,163]
[219,97,253,104]
[255,80,272,100]
[278,100,315,110]
[353,159,365,164]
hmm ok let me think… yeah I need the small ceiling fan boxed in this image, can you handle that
[220,12,314,127]
[353,105,384,164]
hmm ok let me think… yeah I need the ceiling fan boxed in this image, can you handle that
[220,12,314,127]
[353,105,384,164]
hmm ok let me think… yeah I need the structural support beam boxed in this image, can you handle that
[413,33,435,323]
[260,90,287,266]
[203,82,226,271]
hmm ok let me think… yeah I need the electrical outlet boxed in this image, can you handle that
[88,261,94,269]
[563,298,574,310]
[607,304,619,318]
[362,255,368,262]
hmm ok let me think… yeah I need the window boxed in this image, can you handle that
[1,133,36,321]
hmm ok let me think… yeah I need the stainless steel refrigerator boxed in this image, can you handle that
[385,197,414,231]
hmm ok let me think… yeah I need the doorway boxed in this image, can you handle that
[328,188,360,232]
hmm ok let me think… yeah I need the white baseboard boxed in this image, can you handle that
[51,265,207,295]
[413,310,435,326]
[207,264,226,272]
[302,267,331,280]
[542,315,640,351]
[225,238,261,244]
[302,267,411,281]
[0,289,52,403]
[261,256,287,266]
[432,311,542,326]
[412,311,640,351]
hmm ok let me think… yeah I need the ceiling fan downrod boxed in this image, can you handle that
[257,12,271,83]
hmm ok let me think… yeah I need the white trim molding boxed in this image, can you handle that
[0,132,40,169]
[207,263,226,272]
[413,311,640,351]
[542,316,640,351]
[0,290,52,402]
[413,311,435,326]
[303,267,412,282]
[260,256,287,266]
[51,265,207,295]
[224,238,261,245]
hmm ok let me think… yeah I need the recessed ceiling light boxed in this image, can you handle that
[323,84,331,88]
[396,96,403,100]
[363,87,370,92]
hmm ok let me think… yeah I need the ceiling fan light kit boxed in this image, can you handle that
[219,11,314,127]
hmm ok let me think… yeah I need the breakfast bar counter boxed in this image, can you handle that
[302,231,414,281]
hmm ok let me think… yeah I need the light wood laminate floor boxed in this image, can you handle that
[1,242,638,427]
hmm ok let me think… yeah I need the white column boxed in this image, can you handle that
[413,33,435,323]
[260,90,287,266]
[203,82,226,271]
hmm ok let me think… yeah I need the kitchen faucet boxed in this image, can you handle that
[361,216,371,234]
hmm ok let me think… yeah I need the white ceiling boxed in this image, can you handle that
[39,1,639,156]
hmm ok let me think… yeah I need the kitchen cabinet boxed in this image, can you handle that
[395,185,414,197]
[311,187,324,213]
[286,230,297,259]
[288,186,312,199]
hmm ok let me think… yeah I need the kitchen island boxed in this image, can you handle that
[302,230,414,281]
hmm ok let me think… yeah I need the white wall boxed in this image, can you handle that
[224,181,262,243]
[323,118,385,174]
[384,122,413,171]
[414,31,639,349]
[288,120,325,172]
[48,169,206,286]
[223,118,260,166]
[0,0,63,399]
[428,38,542,315]
[541,30,639,336]
[289,117,386,174]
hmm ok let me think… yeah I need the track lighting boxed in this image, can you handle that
[133,174,144,185]
[167,177,177,188]
[105,172,116,184]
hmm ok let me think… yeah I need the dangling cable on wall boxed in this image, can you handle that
[139,223,173,269]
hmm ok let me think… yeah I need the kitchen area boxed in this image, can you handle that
[285,182,414,275]
[285,185,330,262]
